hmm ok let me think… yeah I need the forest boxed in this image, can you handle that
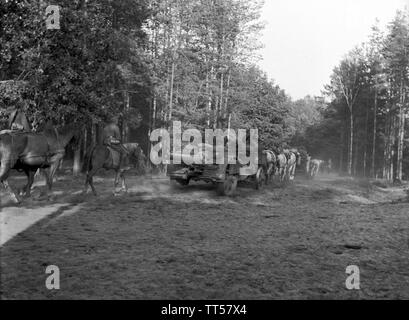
[296,13,409,182]
[0,0,408,181]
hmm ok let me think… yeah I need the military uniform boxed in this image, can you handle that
[102,121,128,155]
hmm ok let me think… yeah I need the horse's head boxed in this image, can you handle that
[124,143,147,174]
[56,122,83,146]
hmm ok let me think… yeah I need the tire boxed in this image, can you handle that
[171,178,190,187]
[176,178,190,186]
[217,176,238,196]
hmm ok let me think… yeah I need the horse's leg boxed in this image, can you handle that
[0,162,20,203]
[20,168,30,196]
[84,150,105,196]
[56,158,64,182]
[113,170,121,195]
[2,180,21,204]
[83,172,90,194]
[36,167,52,200]
[88,174,97,196]
[120,170,128,193]
[47,160,61,191]
[264,165,269,185]
[21,168,35,198]
[84,167,99,196]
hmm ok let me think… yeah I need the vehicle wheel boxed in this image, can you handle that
[255,167,266,190]
[217,176,238,196]
[171,178,190,187]
[177,178,190,186]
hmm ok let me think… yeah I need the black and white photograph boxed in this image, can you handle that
[0,0,408,304]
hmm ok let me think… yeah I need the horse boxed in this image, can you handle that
[309,159,324,179]
[276,153,288,182]
[285,151,300,181]
[0,123,80,202]
[0,132,28,202]
[322,159,332,174]
[84,143,146,196]
[260,150,276,184]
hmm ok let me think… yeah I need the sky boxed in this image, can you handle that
[259,0,409,100]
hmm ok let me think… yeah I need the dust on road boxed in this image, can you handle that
[1,172,408,299]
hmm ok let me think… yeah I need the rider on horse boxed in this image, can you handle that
[102,115,129,156]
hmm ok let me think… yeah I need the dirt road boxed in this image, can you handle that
[1,172,408,299]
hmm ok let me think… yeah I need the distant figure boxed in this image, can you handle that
[309,159,324,179]
[305,154,312,176]
[327,159,332,174]
[102,116,128,155]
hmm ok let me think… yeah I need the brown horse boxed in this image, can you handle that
[0,123,80,203]
[84,143,146,196]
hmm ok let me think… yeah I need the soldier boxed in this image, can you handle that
[102,115,129,155]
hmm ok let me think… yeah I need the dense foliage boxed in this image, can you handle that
[5,0,406,182]
[300,13,409,181]
[1,0,318,157]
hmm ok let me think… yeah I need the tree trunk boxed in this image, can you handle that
[218,72,224,128]
[348,110,354,176]
[383,110,392,180]
[223,68,231,122]
[371,89,378,178]
[339,123,344,174]
[73,142,82,176]
[152,94,157,130]
[353,139,358,176]
[123,90,130,142]
[168,59,175,122]
[206,66,214,127]
[396,79,405,182]
[363,99,370,177]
